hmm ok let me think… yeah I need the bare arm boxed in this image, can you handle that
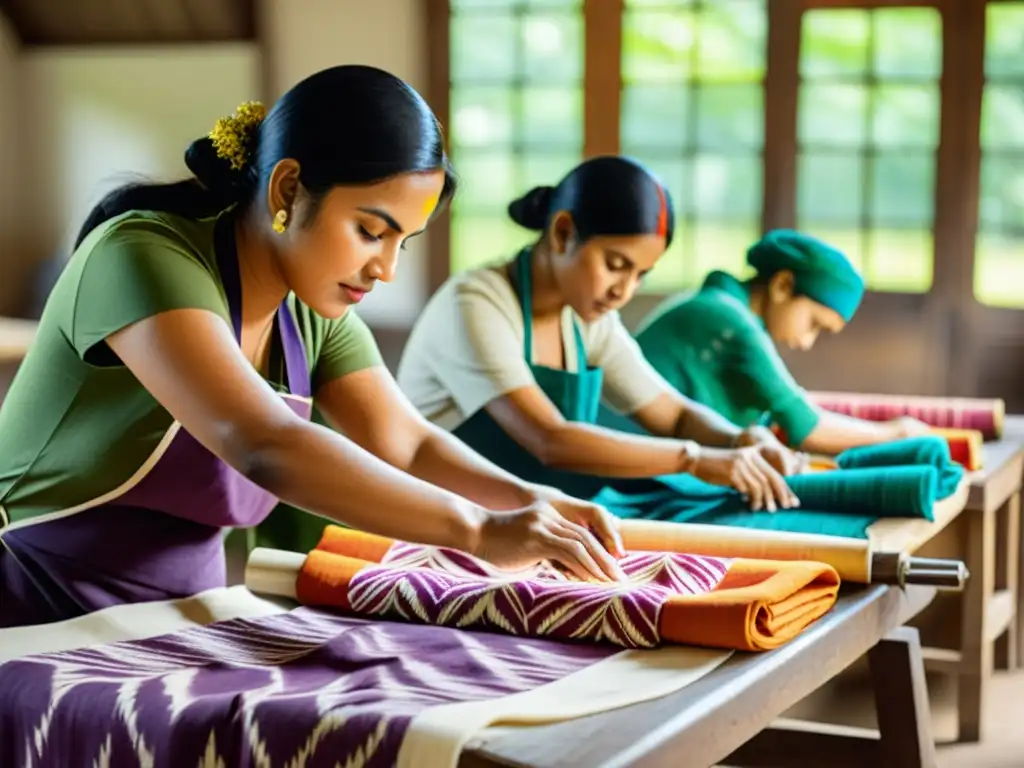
[106,309,489,551]
[630,391,743,447]
[799,409,917,455]
[316,367,539,511]
[485,385,706,477]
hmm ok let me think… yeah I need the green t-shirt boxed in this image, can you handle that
[634,271,820,447]
[0,210,382,525]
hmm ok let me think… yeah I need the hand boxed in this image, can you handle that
[530,485,625,559]
[475,501,627,583]
[892,416,931,439]
[736,426,806,477]
[690,446,800,512]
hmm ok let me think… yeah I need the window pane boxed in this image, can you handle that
[798,85,868,147]
[865,230,933,293]
[695,1,767,82]
[450,15,518,82]
[978,156,1024,232]
[622,10,696,83]
[974,233,1024,308]
[450,216,528,273]
[800,9,870,79]
[872,8,942,79]
[519,88,583,148]
[797,153,863,227]
[692,222,759,281]
[520,14,583,81]
[986,3,1024,78]
[872,85,940,149]
[621,85,689,150]
[451,88,515,149]
[450,153,518,213]
[695,84,764,150]
[692,155,761,220]
[980,86,1024,151]
[642,236,689,292]
[869,153,935,227]
[519,153,581,193]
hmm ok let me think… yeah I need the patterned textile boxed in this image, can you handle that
[808,391,1004,441]
[0,607,614,768]
[295,527,840,652]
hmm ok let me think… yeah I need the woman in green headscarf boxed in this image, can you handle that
[632,230,930,455]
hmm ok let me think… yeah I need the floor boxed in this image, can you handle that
[775,658,1024,767]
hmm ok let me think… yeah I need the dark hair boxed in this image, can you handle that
[74,65,457,249]
[507,155,674,248]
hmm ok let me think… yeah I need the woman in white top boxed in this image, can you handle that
[398,156,804,513]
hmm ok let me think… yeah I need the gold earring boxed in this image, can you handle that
[272,209,288,234]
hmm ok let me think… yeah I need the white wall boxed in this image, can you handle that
[4,0,432,327]
[19,44,260,260]
[0,12,24,315]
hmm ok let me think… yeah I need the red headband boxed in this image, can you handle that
[654,183,668,239]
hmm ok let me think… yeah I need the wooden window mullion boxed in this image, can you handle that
[762,0,803,233]
[584,0,623,157]
[425,0,452,296]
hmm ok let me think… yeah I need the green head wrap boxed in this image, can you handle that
[746,229,864,322]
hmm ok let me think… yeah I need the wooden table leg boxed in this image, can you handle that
[958,503,996,743]
[870,626,938,768]
[996,491,1021,671]
[723,628,937,768]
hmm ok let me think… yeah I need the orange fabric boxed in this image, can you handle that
[930,428,983,471]
[294,526,839,652]
[658,559,840,651]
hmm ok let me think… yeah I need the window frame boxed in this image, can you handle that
[427,0,1002,314]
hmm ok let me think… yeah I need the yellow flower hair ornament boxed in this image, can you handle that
[208,101,267,172]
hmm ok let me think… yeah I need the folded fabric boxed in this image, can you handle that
[295,526,840,653]
[594,436,965,540]
[836,435,966,497]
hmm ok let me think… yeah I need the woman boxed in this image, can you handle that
[0,66,625,630]
[397,156,804,517]
[633,229,930,455]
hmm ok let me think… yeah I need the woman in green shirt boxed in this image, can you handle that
[634,230,930,455]
[0,65,622,629]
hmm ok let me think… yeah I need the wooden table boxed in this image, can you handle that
[919,426,1024,743]
[461,585,938,768]
[0,317,37,363]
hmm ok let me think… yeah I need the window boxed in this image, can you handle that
[795,7,942,294]
[974,2,1024,308]
[448,0,584,274]
[619,0,767,291]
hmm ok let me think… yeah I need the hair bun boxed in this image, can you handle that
[508,185,554,230]
[185,136,251,206]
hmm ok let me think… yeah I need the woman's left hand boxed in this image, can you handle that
[528,485,625,558]
[736,427,808,477]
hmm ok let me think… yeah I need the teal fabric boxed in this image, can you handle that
[452,249,608,499]
[747,229,865,322]
[836,436,964,498]
[593,436,962,539]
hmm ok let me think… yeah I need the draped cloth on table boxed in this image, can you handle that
[0,586,732,768]
[288,525,840,653]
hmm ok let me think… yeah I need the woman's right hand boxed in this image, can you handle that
[690,446,799,512]
[475,502,627,583]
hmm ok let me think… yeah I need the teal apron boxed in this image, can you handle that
[453,250,963,540]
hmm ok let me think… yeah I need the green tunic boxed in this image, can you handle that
[0,210,381,528]
[634,270,820,447]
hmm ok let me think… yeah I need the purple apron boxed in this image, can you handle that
[0,217,314,628]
